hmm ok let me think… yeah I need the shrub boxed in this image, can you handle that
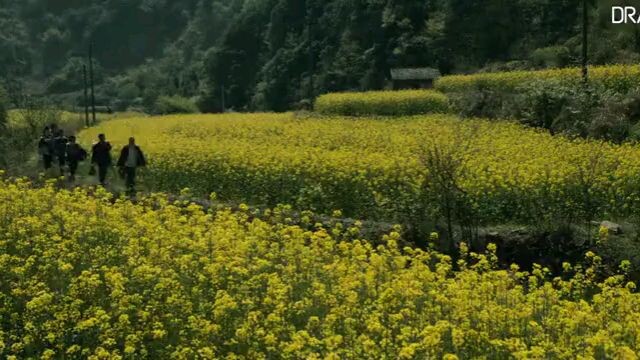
[436,65,640,140]
[0,98,63,169]
[501,81,640,141]
[447,84,511,119]
[501,80,578,133]
[314,90,450,116]
[530,46,571,68]
[153,95,199,115]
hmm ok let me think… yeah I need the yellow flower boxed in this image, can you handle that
[0,174,640,358]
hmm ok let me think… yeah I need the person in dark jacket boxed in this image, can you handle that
[66,136,87,181]
[53,129,68,175]
[91,133,113,186]
[117,137,146,194]
[37,127,54,170]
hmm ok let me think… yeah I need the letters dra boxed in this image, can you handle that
[612,6,640,24]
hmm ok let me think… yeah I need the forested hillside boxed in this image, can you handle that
[1,0,638,112]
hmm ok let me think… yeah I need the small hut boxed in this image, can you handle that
[389,67,441,90]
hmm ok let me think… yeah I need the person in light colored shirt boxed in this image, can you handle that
[126,144,138,168]
[117,137,147,194]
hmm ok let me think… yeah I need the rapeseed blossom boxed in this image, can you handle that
[80,113,640,225]
[435,64,640,94]
[0,179,639,358]
[315,90,450,116]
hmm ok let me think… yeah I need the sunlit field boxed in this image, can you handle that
[0,178,638,359]
[80,113,640,226]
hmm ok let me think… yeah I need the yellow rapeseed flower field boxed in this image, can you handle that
[435,64,640,93]
[315,90,450,116]
[0,177,639,359]
[79,113,640,225]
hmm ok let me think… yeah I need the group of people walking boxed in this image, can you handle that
[38,125,87,181]
[38,125,146,193]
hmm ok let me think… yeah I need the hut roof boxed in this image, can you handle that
[390,67,441,80]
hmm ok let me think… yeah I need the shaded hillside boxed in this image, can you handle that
[1,0,638,112]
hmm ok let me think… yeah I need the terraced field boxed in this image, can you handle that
[79,113,640,225]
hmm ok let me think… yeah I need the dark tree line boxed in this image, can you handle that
[0,0,638,112]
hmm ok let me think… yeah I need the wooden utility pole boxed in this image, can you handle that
[221,83,226,113]
[83,64,89,127]
[89,43,97,125]
[582,0,589,84]
[307,0,315,100]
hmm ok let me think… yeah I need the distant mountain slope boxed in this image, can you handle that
[1,0,637,112]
